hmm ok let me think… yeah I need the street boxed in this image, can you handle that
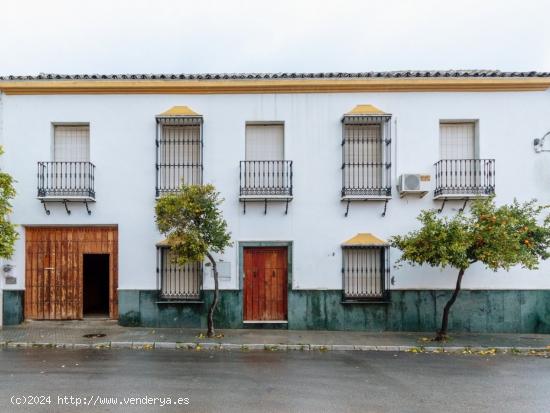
[0,349,548,412]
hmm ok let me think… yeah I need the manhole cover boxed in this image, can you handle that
[82,333,106,338]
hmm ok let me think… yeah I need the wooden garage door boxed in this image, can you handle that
[243,247,288,321]
[25,227,118,320]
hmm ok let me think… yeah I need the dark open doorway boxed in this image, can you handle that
[83,254,110,317]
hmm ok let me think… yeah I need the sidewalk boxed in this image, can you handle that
[1,320,549,354]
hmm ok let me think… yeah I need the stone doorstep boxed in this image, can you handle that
[0,340,548,354]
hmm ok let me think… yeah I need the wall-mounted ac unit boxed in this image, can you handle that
[397,174,430,197]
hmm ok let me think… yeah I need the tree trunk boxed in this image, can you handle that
[435,268,465,341]
[206,252,219,338]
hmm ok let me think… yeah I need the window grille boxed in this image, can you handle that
[157,246,202,300]
[156,116,203,196]
[342,246,390,301]
[341,115,391,198]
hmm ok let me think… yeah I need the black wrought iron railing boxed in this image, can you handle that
[37,161,95,199]
[157,247,202,301]
[155,119,203,197]
[340,126,392,198]
[434,159,495,197]
[155,142,203,196]
[240,160,293,197]
[341,161,392,197]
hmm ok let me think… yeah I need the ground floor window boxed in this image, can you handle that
[157,247,202,300]
[342,245,389,301]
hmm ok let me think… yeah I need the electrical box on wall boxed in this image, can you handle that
[205,261,231,281]
[2,264,16,285]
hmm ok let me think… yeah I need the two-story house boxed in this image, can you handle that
[1,71,549,333]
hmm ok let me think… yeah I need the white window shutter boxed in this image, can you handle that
[53,125,90,162]
[440,122,475,159]
[245,124,284,160]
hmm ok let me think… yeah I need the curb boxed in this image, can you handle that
[0,340,548,355]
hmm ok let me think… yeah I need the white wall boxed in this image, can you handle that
[2,90,550,291]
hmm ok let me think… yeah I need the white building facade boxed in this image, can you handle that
[1,71,550,332]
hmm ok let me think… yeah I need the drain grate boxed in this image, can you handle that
[82,333,107,338]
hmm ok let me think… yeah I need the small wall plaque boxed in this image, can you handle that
[5,276,16,285]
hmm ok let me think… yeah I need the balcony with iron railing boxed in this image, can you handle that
[341,162,392,199]
[434,159,495,199]
[239,160,293,199]
[37,161,96,200]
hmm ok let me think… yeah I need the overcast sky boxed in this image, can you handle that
[1,0,549,75]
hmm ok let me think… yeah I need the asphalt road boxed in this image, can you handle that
[0,348,548,413]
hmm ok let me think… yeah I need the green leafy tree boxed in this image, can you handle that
[391,197,550,341]
[0,147,18,259]
[155,184,231,337]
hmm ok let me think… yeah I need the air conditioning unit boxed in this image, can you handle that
[397,174,430,197]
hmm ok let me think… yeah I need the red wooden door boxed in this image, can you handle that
[243,247,288,321]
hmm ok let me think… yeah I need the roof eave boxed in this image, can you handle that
[1,77,550,95]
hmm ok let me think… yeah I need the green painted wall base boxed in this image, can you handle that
[2,290,24,326]
[118,290,243,329]
[3,289,548,333]
[118,289,550,333]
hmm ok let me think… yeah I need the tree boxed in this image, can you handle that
[0,146,18,259]
[155,184,232,337]
[391,197,550,341]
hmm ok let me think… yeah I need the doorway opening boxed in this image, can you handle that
[83,254,110,317]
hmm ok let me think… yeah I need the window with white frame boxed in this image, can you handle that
[245,124,284,160]
[439,122,476,160]
[53,125,90,161]
[435,121,494,197]
[342,246,389,300]
[37,124,95,199]
[240,123,292,197]
[157,246,203,300]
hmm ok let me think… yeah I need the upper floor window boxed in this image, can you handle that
[245,123,284,160]
[240,123,293,202]
[53,124,90,161]
[37,124,95,201]
[439,121,476,160]
[156,106,203,197]
[341,105,392,199]
[435,121,495,199]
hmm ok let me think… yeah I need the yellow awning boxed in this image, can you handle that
[345,104,388,116]
[342,233,388,247]
[156,238,170,247]
[157,105,200,117]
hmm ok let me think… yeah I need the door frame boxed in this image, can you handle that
[239,241,292,323]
